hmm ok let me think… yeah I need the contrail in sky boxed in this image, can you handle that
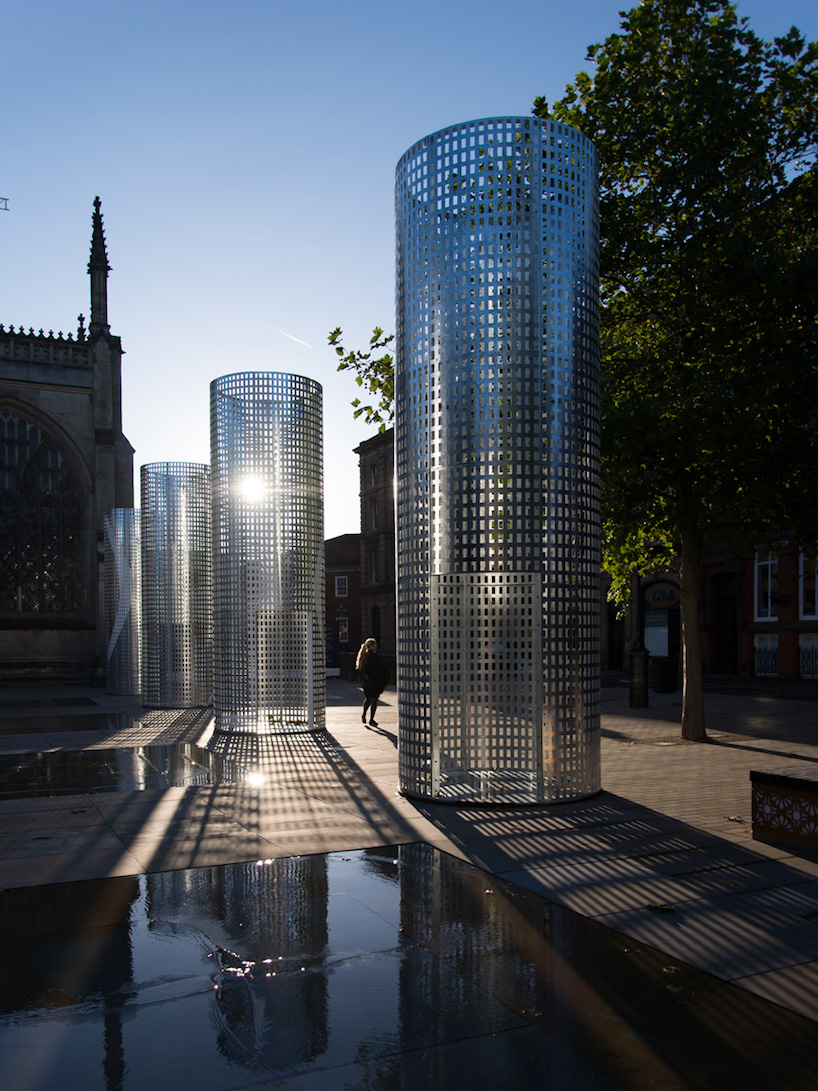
[269,325,314,349]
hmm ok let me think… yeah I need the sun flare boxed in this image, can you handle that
[238,475,266,502]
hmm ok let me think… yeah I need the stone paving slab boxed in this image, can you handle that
[507,857,816,916]
[0,715,108,733]
[738,878,818,914]
[116,825,284,873]
[0,733,52,751]
[0,792,100,814]
[0,807,108,833]
[598,895,818,979]
[0,841,146,886]
[0,695,99,708]
[0,823,125,860]
[736,962,818,1021]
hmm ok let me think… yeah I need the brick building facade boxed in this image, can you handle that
[324,532,362,676]
[354,429,395,663]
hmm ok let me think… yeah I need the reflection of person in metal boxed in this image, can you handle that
[356,638,390,727]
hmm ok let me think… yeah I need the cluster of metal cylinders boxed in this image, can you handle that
[105,115,601,805]
[104,373,324,734]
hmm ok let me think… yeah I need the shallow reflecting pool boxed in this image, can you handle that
[0,844,815,1090]
[0,745,246,799]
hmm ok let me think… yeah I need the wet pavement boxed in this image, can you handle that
[0,679,817,1089]
[2,845,817,1091]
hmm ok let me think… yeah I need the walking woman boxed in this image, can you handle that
[356,638,390,727]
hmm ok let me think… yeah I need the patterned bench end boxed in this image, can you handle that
[751,766,818,851]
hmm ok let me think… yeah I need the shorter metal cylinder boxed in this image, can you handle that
[140,462,212,708]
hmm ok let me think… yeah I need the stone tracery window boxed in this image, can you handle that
[0,408,83,614]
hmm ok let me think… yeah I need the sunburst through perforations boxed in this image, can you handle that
[210,372,325,734]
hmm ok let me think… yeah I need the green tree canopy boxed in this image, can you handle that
[540,0,818,738]
[330,0,818,741]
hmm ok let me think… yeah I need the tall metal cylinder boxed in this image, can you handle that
[395,116,601,803]
[210,372,325,733]
[140,463,212,708]
[104,508,141,695]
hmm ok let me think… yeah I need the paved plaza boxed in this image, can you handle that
[0,677,817,1087]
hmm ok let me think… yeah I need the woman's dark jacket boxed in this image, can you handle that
[360,651,390,696]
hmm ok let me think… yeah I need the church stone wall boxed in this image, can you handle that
[0,200,133,683]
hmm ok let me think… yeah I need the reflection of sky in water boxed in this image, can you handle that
[0,845,815,1090]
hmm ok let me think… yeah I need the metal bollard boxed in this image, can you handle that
[629,645,650,708]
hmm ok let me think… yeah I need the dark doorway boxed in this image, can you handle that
[714,573,739,674]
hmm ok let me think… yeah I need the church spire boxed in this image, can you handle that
[88,196,111,335]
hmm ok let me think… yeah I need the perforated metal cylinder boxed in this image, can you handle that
[210,372,325,733]
[395,116,601,803]
[104,508,141,695]
[140,463,213,708]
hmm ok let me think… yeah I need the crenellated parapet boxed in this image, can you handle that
[0,323,90,368]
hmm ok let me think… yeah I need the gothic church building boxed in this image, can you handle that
[0,198,133,682]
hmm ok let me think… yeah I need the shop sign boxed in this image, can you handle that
[644,581,680,608]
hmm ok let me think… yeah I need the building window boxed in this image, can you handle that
[338,617,349,644]
[0,408,83,615]
[370,463,379,487]
[370,550,378,584]
[754,551,778,621]
[800,634,818,679]
[800,553,817,619]
[370,499,378,530]
[754,633,778,678]
[335,575,348,597]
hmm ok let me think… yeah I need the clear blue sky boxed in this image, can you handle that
[2,0,815,538]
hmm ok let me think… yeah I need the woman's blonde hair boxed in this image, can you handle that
[355,638,377,671]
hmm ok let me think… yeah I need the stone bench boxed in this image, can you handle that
[751,765,818,852]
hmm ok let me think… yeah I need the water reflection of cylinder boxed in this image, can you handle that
[210,372,325,733]
[140,463,213,708]
[395,116,601,803]
[104,508,141,695]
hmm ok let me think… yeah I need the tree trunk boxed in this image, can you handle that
[679,520,707,741]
